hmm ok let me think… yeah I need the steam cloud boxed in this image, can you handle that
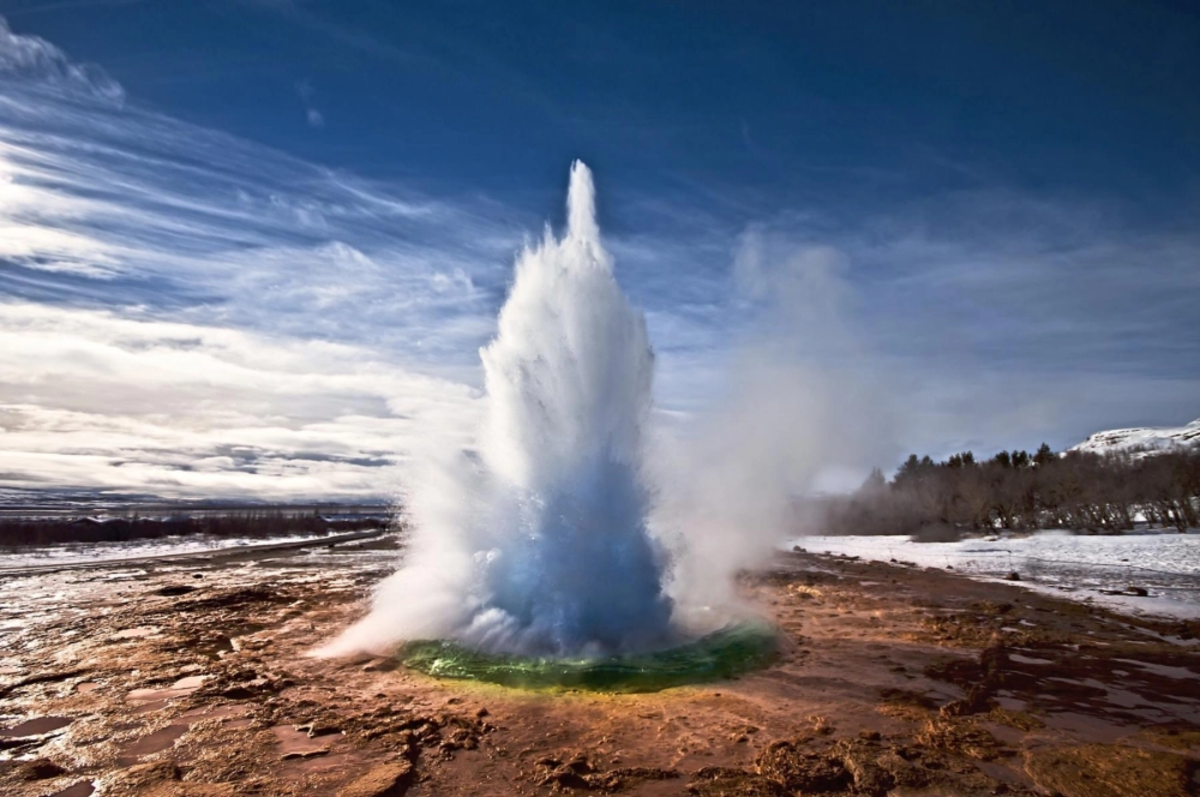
[322,162,675,657]
[321,163,893,659]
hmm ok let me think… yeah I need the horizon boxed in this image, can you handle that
[1,1,1198,501]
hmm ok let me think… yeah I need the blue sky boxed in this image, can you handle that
[0,0,1197,499]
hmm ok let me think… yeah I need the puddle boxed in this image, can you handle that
[1102,686,1153,709]
[0,715,73,737]
[112,626,161,639]
[1114,659,1199,680]
[1010,653,1053,665]
[1040,710,1128,743]
[127,674,207,704]
[119,723,189,762]
[272,724,332,758]
[179,704,249,722]
[289,751,352,774]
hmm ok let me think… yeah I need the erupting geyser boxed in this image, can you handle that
[323,161,678,659]
[320,162,776,685]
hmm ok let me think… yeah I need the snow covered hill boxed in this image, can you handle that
[1071,418,1200,456]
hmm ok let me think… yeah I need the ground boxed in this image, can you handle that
[1,537,1198,796]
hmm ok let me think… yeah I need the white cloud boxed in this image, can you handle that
[0,301,483,499]
[0,30,526,498]
[1,12,1196,502]
[0,16,124,105]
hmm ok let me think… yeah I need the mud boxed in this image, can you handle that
[1,538,1197,796]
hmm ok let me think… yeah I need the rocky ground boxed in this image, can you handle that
[1,536,1198,796]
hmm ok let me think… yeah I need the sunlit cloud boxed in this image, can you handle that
[0,301,483,499]
[0,16,513,498]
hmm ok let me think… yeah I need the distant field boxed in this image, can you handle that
[0,502,394,547]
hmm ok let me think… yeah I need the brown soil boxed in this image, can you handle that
[0,539,1197,796]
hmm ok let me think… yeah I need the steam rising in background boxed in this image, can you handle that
[651,228,899,614]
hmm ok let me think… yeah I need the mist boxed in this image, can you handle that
[648,226,899,616]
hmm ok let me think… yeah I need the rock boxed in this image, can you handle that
[610,766,679,782]
[565,752,595,773]
[874,749,928,789]
[1026,743,1194,797]
[537,766,592,790]
[294,721,340,738]
[838,740,895,797]
[143,786,236,797]
[155,585,197,597]
[362,659,396,672]
[1004,572,1021,581]
[688,766,787,796]
[1126,585,1148,596]
[280,748,329,761]
[337,761,415,797]
[756,741,851,793]
[915,718,1003,761]
[113,760,181,789]
[19,757,67,780]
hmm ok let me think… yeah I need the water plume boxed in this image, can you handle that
[321,161,676,658]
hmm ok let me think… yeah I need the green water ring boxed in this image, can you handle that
[397,621,779,693]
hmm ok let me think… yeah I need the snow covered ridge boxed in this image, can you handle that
[1071,418,1200,456]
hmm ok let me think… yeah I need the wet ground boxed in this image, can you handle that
[1,537,1198,796]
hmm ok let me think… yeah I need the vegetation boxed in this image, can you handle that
[0,509,389,548]
[820,446,1200,537]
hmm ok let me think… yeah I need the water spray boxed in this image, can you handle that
[318,162,775,687]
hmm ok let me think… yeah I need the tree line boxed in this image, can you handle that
[0,510,389,548]
[818,445,1200,537]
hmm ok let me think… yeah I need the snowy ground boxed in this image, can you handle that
[785,530,1200,619]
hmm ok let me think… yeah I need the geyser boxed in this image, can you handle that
[324,161,691,661]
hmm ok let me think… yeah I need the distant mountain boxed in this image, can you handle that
[1071,418,1200,456]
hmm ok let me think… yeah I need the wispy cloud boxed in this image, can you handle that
[720,190,1200,456]
[1,11,1196,501]
[296,78,324,128]
[0,15,517,498]
[0,16,123,104]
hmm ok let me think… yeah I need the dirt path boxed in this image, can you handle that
[1,542,1197,796]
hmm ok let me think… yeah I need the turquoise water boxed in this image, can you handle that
[398,621,778,693]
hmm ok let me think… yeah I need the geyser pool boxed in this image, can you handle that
[321,161,773,682]
[398,621,778,693]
